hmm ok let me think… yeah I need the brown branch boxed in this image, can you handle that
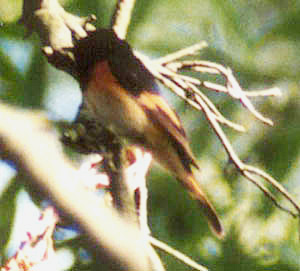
[0,102,152,271]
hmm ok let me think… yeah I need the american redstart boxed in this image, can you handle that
[73,28,224,237]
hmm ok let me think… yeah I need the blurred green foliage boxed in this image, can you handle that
[1,0,300,270]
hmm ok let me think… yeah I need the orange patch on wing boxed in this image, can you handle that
[137,92,182,131]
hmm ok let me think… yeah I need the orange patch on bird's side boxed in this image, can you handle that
[84,60,121,114]
[137,92,182,130]
[85,60,132,110]
[89,61,119,90]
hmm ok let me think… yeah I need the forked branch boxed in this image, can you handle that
[18,1,300,271]
[140,43,299,218]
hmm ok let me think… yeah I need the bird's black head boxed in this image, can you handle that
[74,28,159,95]
[73,28,115,89]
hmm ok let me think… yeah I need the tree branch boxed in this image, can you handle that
[111,0,136,39]
[0,103,152,271]
[21,0,96,78]
[169,60,298,217]
[18,0,300,269]
[135,43,300,220]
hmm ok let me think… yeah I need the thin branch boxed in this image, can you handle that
[137,42,300,220]
[242,171,298,217]
[124,149,152,235]
[120,148,165,270]
[244,165,300,214]
[187,82,246,132]
[225,68,273,126]
[164,60,278,125]
[104,144,139,221]
[193,92,300,218]
[111,0,136,39]
[149,236,209,271]
[156,41,208,65]
[139,52,245,132]
[19,0,300,268]
[243,87,281,97]
[163,59,281,98]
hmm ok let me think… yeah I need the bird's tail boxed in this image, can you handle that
[182,174,224,238]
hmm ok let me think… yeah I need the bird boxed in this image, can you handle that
[73,28,224,237]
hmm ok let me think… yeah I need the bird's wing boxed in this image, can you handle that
[137,91,199,171]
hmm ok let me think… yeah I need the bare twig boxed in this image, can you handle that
[164,60,278,125]
[19,0,300,269]
[243,87,281,97]
[120,149,165,270]
[174,62,281,98]
[138,42,300,220]
[193,86,300,218]
[139,52,246,132]
[187,82,246,132]
[156,41,208,65]
[244,166,300,215]
[111,0,136,39]
[242,171,298,217]
[149,236,209,271]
